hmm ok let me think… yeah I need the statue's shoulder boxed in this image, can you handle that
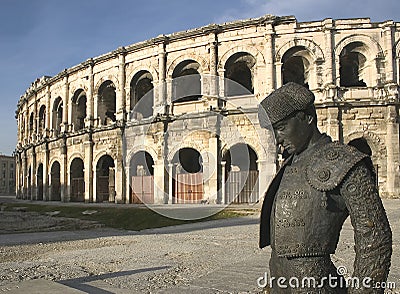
[306,141,368,191]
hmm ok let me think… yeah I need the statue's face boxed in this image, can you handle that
[272,112,312,155]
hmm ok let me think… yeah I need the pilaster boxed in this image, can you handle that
[158,42,167,112]
[85,59,95,128]
[323,19,335,86]
[84,135,93,202]
[382,23,395,83]
[61,74,69,133]
[385,105,400,197]
[153,159,166,204]
[116,48,126,122]
[264,23,275,93]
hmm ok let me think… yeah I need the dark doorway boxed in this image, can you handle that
[96,155,115,202]
[130,151,154,204]
[70,158,85,202]
[37,163,43,200]
[50,161,61,201]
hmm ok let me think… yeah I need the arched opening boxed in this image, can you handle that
[96,155,115,202]
[98,81,116,125]
[172,148,203,204]
[72,89,87,131]
[52,97,63,135]
[50,161,61,201]
[172,60,202,103]
[340,42,367,87]
[224,52,255,96]
[37,163,43,200]
[222,144,259,204]
[38,105,46,136]
[70,158,85,202]
[130,71,154,119]
[282,46,311,88]
[130,151,154,204]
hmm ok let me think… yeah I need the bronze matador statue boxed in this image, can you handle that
[257,82,392,293]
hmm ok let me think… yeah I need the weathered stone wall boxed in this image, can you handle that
[15,15,400,202]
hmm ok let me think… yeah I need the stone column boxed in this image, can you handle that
[209,33,219,99]
[32,148,37,200]
[221,161,226,204]
[168,163,173,204]
[15,155,19,198]
[60,139,68,202]
[115,156,125,203]
[46,86,51,137]
[17,114,21,143]
[68,85,73,131]
[33,97,38,142]
[275,62,283,88]
[19,114,22,142]
[323,19,334,86]
[327,107,341,141]
[158,43,167,113]
[43,144,49,201]
[85,60,95,128]
[84,135,93,202]
[206,137,218,204]
[265,23,275,93]
[153,159,166,204]
[217,69,225,98]
[125,163,131,204]
[62,74,69,133]
[25,107,29,143]
[22,151,27,199]
[385,105,400,197]
[116,48,126,122]
[166,78,173,108]
[383,23,395,83]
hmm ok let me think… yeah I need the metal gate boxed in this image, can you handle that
[174,173,204,204]
[97,176,109,202]
[37,179,43,200]
[51,181,61,201]
[226,170,259,203]
[71,178,85,202]
[132,175,154,204]
[97,168,115,202]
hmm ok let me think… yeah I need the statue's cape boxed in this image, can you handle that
[306,141,368,191]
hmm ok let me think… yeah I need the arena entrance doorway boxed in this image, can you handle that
[70,158,85,202]
[172,148,204,204]
[37,163,43,200]
[50,161,61,201]
[96,155,115,202]
[223,144,259,204]
[130,151,154,204]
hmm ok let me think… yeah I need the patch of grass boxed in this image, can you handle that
[2,203,255,231]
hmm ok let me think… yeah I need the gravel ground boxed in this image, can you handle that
[0,198,398,293]
[0,216,265,293]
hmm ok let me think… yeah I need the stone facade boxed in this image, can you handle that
[15,15,400,203]
[0,155,16,195]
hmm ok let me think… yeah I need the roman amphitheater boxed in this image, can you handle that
[15,14,400,205]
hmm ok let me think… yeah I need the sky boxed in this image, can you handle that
[1,0,399,155]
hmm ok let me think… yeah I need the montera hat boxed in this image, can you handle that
[258,82,315,125]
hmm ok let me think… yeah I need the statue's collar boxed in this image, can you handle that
[291,133,332,164]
